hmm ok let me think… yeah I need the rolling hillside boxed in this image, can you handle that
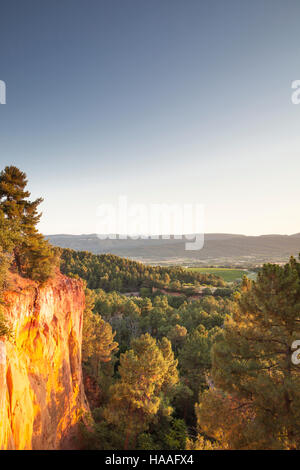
[46,233,300,266]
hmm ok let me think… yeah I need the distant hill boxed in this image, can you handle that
[46,233,300,266]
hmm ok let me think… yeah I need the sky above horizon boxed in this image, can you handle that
[1,0,300,236]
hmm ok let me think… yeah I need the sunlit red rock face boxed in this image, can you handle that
[0,271,88,450]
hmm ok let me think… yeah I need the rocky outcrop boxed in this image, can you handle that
[0,271,88,450]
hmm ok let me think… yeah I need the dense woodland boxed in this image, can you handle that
[80,259,300,450]
[1,166,300,450]
[60,249,226,292]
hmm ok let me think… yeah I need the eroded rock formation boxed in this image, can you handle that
[0,271,88,449]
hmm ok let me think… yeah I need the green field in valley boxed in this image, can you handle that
[187,267,256,282]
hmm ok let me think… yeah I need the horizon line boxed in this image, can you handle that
[44,232,300,238]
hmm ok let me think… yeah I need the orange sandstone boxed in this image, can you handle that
[0,271,89,449]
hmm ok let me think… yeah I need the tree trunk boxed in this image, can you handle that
[13,247,22,275]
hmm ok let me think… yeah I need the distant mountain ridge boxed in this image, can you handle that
[46,233,300,266]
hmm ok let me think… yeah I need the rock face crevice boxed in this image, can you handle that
[0,271,88,450]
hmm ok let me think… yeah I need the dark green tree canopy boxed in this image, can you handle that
[0,166,57,282]
[0,166,43,234]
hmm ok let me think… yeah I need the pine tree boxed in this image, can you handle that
[0,166,57,282]
[157,336,179,392]
[197,258,300,449]
[103,333,179,449]
[178,325,218,398]
[82,288,118,377]
[167,324,187,352]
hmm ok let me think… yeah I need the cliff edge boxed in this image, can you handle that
[0,270,88,449]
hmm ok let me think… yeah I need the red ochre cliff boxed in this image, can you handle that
[0,270,89,450]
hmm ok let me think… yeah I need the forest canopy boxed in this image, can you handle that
[80,256,300,450]
[60,248,226,292]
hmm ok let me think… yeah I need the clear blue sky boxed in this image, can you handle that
[0,0,300,235]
